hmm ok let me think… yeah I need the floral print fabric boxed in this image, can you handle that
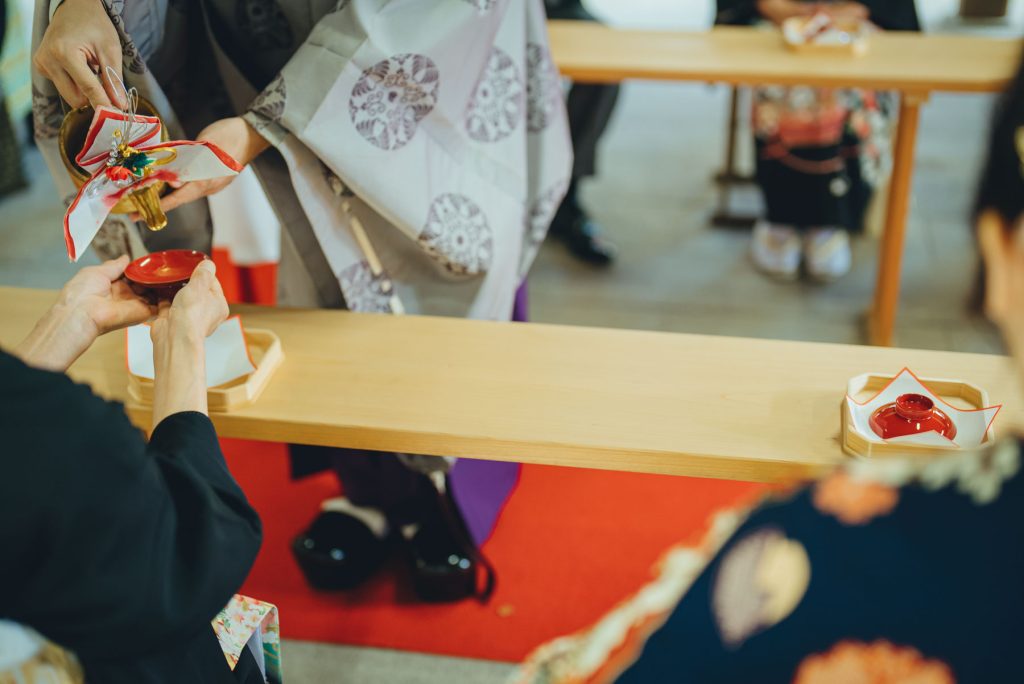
[237,0,572,318]
[31,0,572,319]
[793,640,956,684]
[751,85,892,232]
[349,53,441,152]
[753,86,892,189]
[811,470,899,525]
[212,595,281,683]
[0,623,83,684]
[515,439,1024,683]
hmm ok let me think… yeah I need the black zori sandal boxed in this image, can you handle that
[291,501,391,591]
[405,473,496,603]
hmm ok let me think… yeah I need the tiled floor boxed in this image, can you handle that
[2,2,1021,682]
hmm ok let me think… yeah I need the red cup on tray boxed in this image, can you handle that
[869,393,958,441]
[124,250,209,303]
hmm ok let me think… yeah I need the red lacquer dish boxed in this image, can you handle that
[869,393,958,441]
[124,249,208,302]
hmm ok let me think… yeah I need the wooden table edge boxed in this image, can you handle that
[125,405,835,483]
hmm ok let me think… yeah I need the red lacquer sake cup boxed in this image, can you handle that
[869,393,958,441]
[124,249,209,303]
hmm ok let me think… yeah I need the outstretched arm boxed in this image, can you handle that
[14,256,153,372]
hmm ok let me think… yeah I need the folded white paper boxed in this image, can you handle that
[845,369,1000,448]
[64,106,241,262]
[126,316,256,388]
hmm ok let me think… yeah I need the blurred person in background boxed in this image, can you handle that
[717,0,920,283]
[544,0,619,267]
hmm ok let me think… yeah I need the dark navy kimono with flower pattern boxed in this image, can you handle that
[618,442,1023,683]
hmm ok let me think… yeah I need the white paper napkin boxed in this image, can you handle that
[126,316,257,388]
[845,369,1001,448]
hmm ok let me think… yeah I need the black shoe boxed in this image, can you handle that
[292,511,390,591]
[550,214,617,267]
[406,479,496,603]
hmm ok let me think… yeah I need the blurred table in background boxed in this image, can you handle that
[3,287,1022,483]
[547,21,1022,347]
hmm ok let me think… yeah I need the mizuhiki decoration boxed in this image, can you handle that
[63,67,242,262]
[102,113,165,185]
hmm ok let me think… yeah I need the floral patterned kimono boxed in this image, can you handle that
[31,0,571,314]
[515,440,1024,682]
[751,86,891,233]
[31,0,571,546]
[716,0,920,233]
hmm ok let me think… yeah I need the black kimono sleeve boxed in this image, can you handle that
[0,351,262,682]
[715,0,920,31]
[714,0,761,26]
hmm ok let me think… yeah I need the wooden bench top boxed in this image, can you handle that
[548,21,1022,93]
[2,287,1021,482]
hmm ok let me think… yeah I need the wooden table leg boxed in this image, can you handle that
[715,86,743,185]
[869,92,928,347]
[712,86,759,230]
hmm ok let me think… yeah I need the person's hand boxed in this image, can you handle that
[149,260,229,423]
[14,256,153,372]
[152,117,271,216]
[757,1,869,25]
[756,0,819,24]
[33,0,124,108]
[58,255,155,338]
[150,260,229,344]
[820,2,869,21]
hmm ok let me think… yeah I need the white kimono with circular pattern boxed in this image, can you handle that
[32,0,572,320]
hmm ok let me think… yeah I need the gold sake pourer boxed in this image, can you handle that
[58,97,169,231]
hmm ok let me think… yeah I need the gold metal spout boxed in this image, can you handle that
[129,185,167,231]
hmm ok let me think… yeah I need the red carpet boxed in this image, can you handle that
[223,439,766,662]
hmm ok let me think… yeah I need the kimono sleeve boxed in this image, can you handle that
[863,0,921,31]
[714,0,761,25]
[7,379,261,662]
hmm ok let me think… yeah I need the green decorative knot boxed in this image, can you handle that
[122,151,155,177]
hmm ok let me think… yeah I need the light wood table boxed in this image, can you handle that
[4,287,1021,483]
[547,21,1022,346]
